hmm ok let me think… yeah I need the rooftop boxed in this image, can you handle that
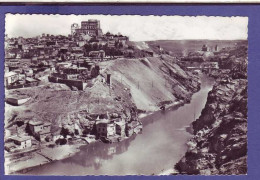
[29,120,44,126]
[44,122,52,126]
[26,77,38,82]
[96,119,112,125]
[5,71,17,77]
[115,121,126,126]
[5,142,16,149]
[10,135,31,142]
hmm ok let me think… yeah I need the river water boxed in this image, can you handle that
[27,74,214,175]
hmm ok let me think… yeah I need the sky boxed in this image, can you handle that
[5,14,248,41]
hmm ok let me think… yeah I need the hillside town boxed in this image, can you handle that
[4,20,143,171]
[4,17,248,176]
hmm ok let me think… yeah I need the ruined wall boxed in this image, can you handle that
[48,76,86,90]
[6,81,39,90]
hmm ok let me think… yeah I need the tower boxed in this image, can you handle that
[71,23,79,37]
[215,45,219,52]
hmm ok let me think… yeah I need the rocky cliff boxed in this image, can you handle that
[175,45,248,175]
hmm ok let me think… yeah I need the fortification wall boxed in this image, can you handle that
[48,76,86,90]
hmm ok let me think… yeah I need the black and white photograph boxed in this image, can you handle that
[4,14,248,175]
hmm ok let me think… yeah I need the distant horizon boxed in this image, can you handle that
[5,14,248,41]
[5,34,248,42]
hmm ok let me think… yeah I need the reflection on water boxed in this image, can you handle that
[28,74,214,175]
[62,135,135,170]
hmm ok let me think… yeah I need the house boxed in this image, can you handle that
[25,77,40,86]
[5,52,16,59]
[38,129,52,142]
[115,121,126,137]
[46,41,56,47]
[4,142,16,152]
[96,120,116,138]
[126,121,142,137]
[116,36,129,46]
[97,38,108,46]
[6,59,20,69]
[71,47,83,54]
[89,50,105,58]
[77,41,86,47]
[23,68,33,77]
[60,47,69,54]
[108,40,116,48]
[142,50,154,57]
[9,135,32,149]
[201,62,219,69]
[104,32,114,40]
[16,52,23,58]
[5,96,31,106]
[4,71,19,86]
[31,56,38,64]
[71,47,84,58]
[56,62,72,72]
[28,120,44,135]
[28,120,52,142]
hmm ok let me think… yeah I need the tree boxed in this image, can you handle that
[128,51,133,58]
[84,43,92,53]
[104,43,108,50]
[118,42,123,49]
[98,44,103,50]
[128,45,134,50]
[110,48,115,57]
[93,43,98,51]
[115,41,119,48]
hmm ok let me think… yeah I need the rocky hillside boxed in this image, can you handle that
[5,43,200,133]
[175,45,248,175]
[100,55,200,112]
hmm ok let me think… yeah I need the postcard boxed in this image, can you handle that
[3,14,248,176]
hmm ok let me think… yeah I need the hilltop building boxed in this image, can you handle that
[71,20,103,38]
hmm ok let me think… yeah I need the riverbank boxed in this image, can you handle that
[25,74,213,175]
[174,76,247,175]
[9,100,185,175]
[8,96,194,174]
[138,100,184,119]
[6,78,201,175]
[6,144,83,174]
[10,73,205,175]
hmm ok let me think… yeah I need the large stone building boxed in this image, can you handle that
[72,19,103,38]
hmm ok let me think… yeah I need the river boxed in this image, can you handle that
[26,74,214,175]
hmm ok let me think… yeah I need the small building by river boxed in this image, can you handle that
[5,135,32,152]
[96,120,116,138]
[115,121,126,137]
[28,120,52,142]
